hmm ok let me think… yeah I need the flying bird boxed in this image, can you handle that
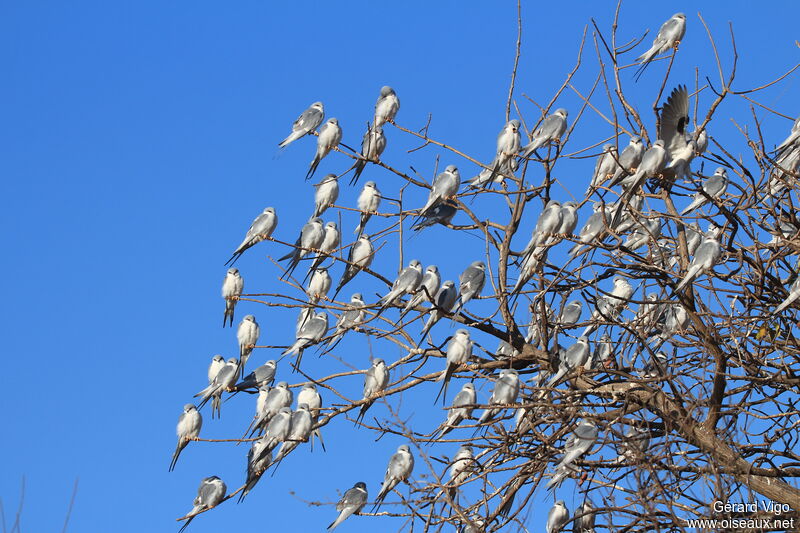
[178,476,227,533]
[226,207,277,266]
[660,85,695,180]
[278,101,324,148]
[635,13,687,80]
[307,118,342,180]
[328,481,368,531]
[169,404,202,472]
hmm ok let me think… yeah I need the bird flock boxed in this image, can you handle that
[170,11,800,532]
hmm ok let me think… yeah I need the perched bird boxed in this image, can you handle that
[681,167,728,215]
[609,136,645,186]
[250,381,293,435]
[569,202,615,257]
[574,500,596,533]
[307,119,342,180]
[239,438,272,502]
[775,116,800,156]
[412,201,457,231]
[546,420,599,489]
[434,382,476,438]
[329,293,366,347]
[221,268,244,328]
[307,221,341,275]
[373,444,415,509]
[616,426,651,464]
[592,334,613,370]
[445,445,475,500]
[583,276,633,336]
[232,360,277,392]
[237,315,260,377]
[332,236,374,300]
[272,404,313,468]
[328,482,368,531]
[520,109,568,158]
[377,259,423,314]
[226,207,278,266]
[418,280,458,345]
[278,101,324,148]
[546,500,570,533]
[351,125,386,185]
[169,404,202,472]
[660,85,695,180]
[469,119,521,187]
[178,476,227,533]
[280,217,325,279]
[623,216,662,250]
[356,358,389,424]
[774,275,800,314]
[435,329,473,404]
[306,267,332,303]
[401,265,441,317]
[674,235,722,292]
[477,368,520,426]
[283,311,328,369]
[258,407,293,460]
[588,143,618,193]
[526,200,563,250]
[496,339,520,359]
[547,336,591,387]
[207,354,224,385]
[419,165,460,217]
[559,299,583,329]
[354,181,382,238]
[453,261,486,316]
[611,140,667,227]
[313,174,340,218]
[640,351,669,379]
[297,383,325,451]
[374,86,400,127]
[195,357,238,418]
[635,13,687,80]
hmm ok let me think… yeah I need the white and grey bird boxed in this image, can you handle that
[307,221,341,275]
[588,143,618,193]
[694,128,709,154]
[569,202,615,257]
[401,265,441,317]
[590,334,613,371]
[446,445,475,499]
[617,426,651,464]
[279,101,325,148]
[651,303,689,349]
[250,381,293,435]
[559,299,583,329]
[374,86,400,127]
[609,136,645,186]
[681,167,728,215]
[435,329,473,404]
[377,259,423,314]
[237,314,260,377]
[280,217,325,279]
[373,444,415,509]
[435,382,476,438]
[226,207,278,265]
[419,165,460,217]
[453,261,486,316]
[640,351,669,379]
[558,201,579,236]
[525,200,563,251]
[328,481,368,531]
[351,124,386,185]
[674,235,722,292]
[547,336,590,387]
[775,116,800,155]
[583,276,633,336]
[520,108,568,158]
[546,500,570,533]
[773,275,800,314]
[412,200,457,231]
[333,235,374,300]
[297,383,325,451]
[207,354,224,385]
[296,306,314,336]
[222,267,244,328]
[418,280,458,345]
[259,406,293,459]
[273,403,313,467]
[283,311,328,369]
[635,13,687,80]
[169,404,202,472]
[618,139,667,191]
[232,360,277,392]
[614,194,644,234]
[354,181,382,238]
[306,268,332,303]
[660,85,695,180]
[575,500,596,533]
[239,438,272,502]
[307,119,342,180]
[546,420,599,489]
[313,174,340,218]
[195,357,238,418]
[178,476,227,533]
[496,339,520,359]
[525,301,554,346]
[356,358,389,424]
[469,119,521,186]
[329,293,366,347]
[623,216,662,250]
[477,368,520,426]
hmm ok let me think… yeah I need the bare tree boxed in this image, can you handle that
[173,4,800,532]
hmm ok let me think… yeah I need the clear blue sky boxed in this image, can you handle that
[1,1,797,532]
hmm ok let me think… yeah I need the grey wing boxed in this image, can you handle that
[538,115,563,139]
[295,107,324,133]
[658,85,689,156]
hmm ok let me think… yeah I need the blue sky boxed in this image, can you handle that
[1,1,798,532]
